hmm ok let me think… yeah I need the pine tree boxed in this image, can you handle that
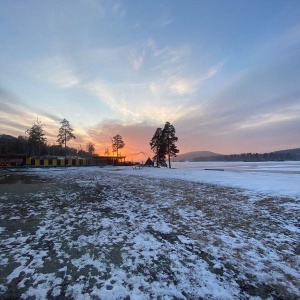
[150,122,179,168]
[57,118,76,157]
[26,119,47,157]
[150,128,167,167]
[112,134,125,158]
[162,121,179,168]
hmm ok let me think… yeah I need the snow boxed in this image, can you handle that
[0,162,299,299]
[112,161,300,198]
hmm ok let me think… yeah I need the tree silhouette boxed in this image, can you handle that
[150,127,166,167]
[26,119,47,157]
[162,121,179,168]
[86,142,95,156]
[112,134,125,158]
[150,122,179,168]
[57,118,76,157]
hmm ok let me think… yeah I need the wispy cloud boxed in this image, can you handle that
[152,45,190,68]
[83,77,201,125]
[157,4,175,27]
[128,49,145,70]
[173,50,300,153]
[238,105,300,130]
[273,22,300,49]
[0,87,76,143]
[77,37,225,128]
[83,81,126,115]
[206,63,224,79]
[111,1,126,16]
[0,88,34,133]
[152,75,197,96]
[28,56,81,88]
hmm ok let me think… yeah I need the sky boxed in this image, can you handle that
[1,0,300,159]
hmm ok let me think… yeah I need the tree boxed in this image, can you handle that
[150,122,179,168]
[57,118,76,157]
[150,128,167,167]
[26,119,47,157]
[162,121,179,168]
[86,142,95,156]
[111,134,125,158]
[104,147,110,156]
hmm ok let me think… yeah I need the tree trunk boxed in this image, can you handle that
[64,130,67,158]
[116,141,119,165]
[167,140,171,168]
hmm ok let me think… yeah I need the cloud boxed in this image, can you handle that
[83,77,202,126]
[165,62,223,96]
[173,50,300,153]
[42,113,64,124]
[83,81,129,116]
[0,88,34,133]
[152,44,190,69]
[28,56,81,88]
[111,2,126,16]
[146,41,223,96]
[157,4,175,27]
[78,37,225,129]
[0,87,82,145]
[206,63,224,79]
[128,49,145,70]
[167,76,198,95]
[271,22,300,49]
[238,108,300,130]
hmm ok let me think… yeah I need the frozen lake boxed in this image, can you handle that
[172,161,300,173]
[107,161,300,198]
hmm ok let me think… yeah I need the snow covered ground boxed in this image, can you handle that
[0,162,299,299]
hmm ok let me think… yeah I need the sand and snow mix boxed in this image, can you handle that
[0,164,299,299]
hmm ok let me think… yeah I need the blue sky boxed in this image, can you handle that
[1,0,300,156]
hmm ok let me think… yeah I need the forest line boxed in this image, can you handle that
[1,118,180,168]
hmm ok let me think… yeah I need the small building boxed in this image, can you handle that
[91,155,126,166]
[0,154,126,167]
[144,157,154,167]
[0,155,24,167]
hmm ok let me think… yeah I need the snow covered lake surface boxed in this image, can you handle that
[115,161,300,198]
[0,162,299,299]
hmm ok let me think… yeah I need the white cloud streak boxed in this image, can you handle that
[128,49,145,70]
[29,56,81,88]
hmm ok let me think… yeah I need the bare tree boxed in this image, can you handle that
[86,142,95,156]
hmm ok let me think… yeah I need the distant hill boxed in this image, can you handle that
[272,148,300,154]
[172,151,222,162]
[0,134,17,140]
[172,148,300,162]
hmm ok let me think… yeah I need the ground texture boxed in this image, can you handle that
[0,167,299,299]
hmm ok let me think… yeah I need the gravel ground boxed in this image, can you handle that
[0,167,299,299]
